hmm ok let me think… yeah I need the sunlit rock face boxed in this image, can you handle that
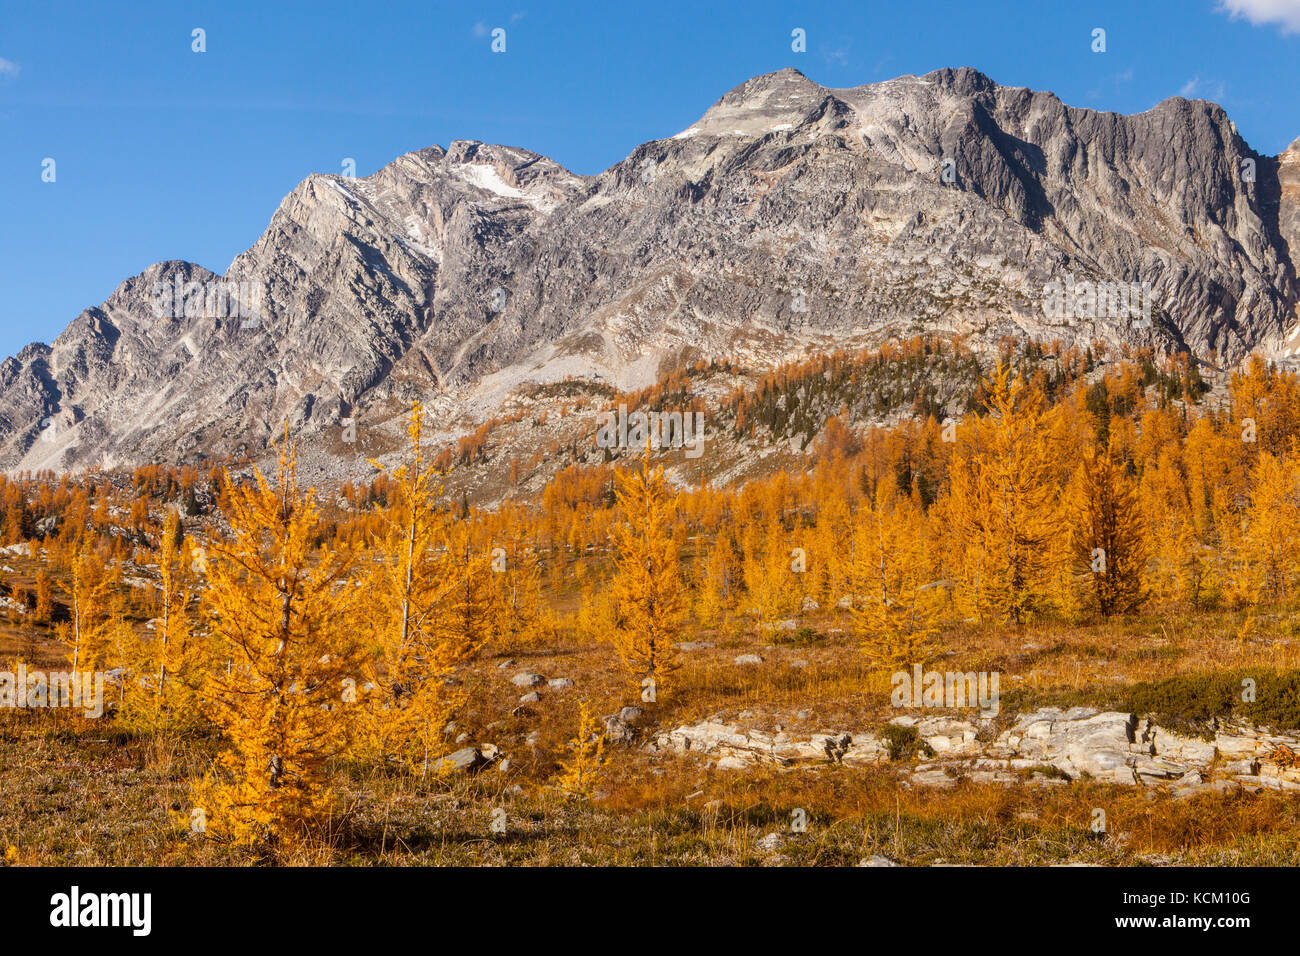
[2,67,1296,478]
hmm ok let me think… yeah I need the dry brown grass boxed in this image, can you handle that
[2,573,1298,866]
[3,719,1298,866]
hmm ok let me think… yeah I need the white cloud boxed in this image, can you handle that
[822,47,850,67]
[1216,0,1300,33]
[1177,75,1227,101]
[819,35,853,68]
[0,58,19,78]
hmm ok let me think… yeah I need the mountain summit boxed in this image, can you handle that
[2,67,1297,476]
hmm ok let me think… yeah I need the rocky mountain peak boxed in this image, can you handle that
[921,65,1002,97]
[2,69,1298,480]
[686,67,842,138]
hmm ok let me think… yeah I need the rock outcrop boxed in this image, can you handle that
[652,707,1300,795]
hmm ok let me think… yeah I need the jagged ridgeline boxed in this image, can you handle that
[0,66,1296,480]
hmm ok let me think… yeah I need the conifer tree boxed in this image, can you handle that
[609,449,684,696]
[575,578,617,645]
[193,438,362,849]
[56,548,118,670]
[1244,451,1300,603]
[32,569,53,627]
[946,364,1062,624]
[490,508,546,651]
[121,508,207,731]
[1064,452,1149,616]
[848,483,940,672]
[553,698,605,798]
[356,403,486,772]
[742,519,797,630]
[810,490,853,607]
[436,518,496,653]
[696,532,741,628]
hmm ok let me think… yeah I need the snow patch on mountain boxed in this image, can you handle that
[455,163,527,200]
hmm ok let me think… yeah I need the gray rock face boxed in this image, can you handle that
[602,715,634,745]
[653,720,886,767]
[653,708,1300,794]
[3,67,1297,476]
[1272,136,1300,352]
[434,744,500,774]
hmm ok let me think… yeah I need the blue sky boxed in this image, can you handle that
[1,0,1298,360]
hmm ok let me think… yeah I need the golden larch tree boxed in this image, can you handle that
[553,698,605,798]
[56,547,118,670]
[193,438,362,849]
[608,449,684,696]
[741,519,798,630]
[848,482,941,672]
[946,364,1063,624]
[120,509,208,731]
[489,506,547,651]
[357,402,485,772]
[1244,451,1300,603]
[696,531,742,629]
[1064,452,1150,616]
